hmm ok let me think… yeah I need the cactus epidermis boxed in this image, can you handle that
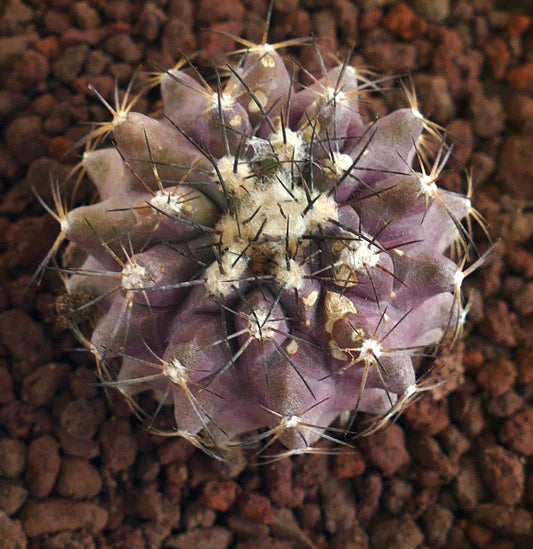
[44,39,487,460]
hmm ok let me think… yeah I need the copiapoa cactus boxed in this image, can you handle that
[40,27,488,460]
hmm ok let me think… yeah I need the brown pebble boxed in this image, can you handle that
[12,48,50,88]
[25,435,61,499]
[73,74,115,98]
[0,511,26,549]
[42,530,96,549]
[485,390,524,418]
[320,476,356,534]
[104,33,143,63]
[409,433,458,485]
[21,363,70,407]
[330,523,369,549]
[465,520,493,547]
[52,44,89,84]
[382,477,412,516]
[227,514,269,539]
[239,491,275,524]
[134,2,167,43]
[72,1,101,29]
[476,358,517,396]
[499,406,533,456]
[55,457,103,499]
[108,525,145,549]
[183,501,216,530]
[450,392,485,437]
[0,401,35,439]
[0,478,28,515]
[0,362,15,404]
[21,499,108,536]
[359,423,410,477]
[472,504,532,537]
[59,398,105,441]
[498,132,533,198]
[479,445,524,505]
[438,424,471,463]
[5,115,48,165]
[370,517,424,549]
[165,526,233,549]
[69,366,98,399]
[421,504,454,548]
[454,457,485,511]
[404,394,450,435]
[196,0,245,24]
[157,437,195,465]
[99,419,137,473]
[263,458,296,507]
[55,428,100,459]
[161,17,197,58]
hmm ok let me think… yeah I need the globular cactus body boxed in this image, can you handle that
[52,40,481,458]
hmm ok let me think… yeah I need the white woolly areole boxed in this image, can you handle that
[121,260,148,290]
[269,127,308,163]
[216,155,252,196]
[454,269,465,289]
[338,236,380,271]
[248,127,307,165]
[330,151,353,178]
[281,415,302,429]
[248,307,278,341]
[150,190,188,217]
[323,87,347,106]
[211,91,235,110]
[204,251,248,298]
[359,338,383,365]
[274,258,304,290]
[418,173,438,197]
[163,358,188,385]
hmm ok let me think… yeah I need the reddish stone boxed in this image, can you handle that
[382,2,428,40]
[484,37,510,80]
[465,521,493,547]
[476,358,517,397]
[332,448,366,478]
[239,491,275,524]
[25,435,61,498]
[506,14,532,37]
[507,63,533,93]
[48,136,77,163]
[479,445,524,505]
[55,457,103,499]
[404,395,449,435]
[500,407,533,457]
[202,480,239,512]
[73,74,115,98]
[21,499,108,536]
[21,363,70,407]
[99,419,137,473]
[359,423,410,477]
[359,9,382,31]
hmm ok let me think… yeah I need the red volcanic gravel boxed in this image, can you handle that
[0,0,531,547]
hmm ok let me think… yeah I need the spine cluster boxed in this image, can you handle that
[45,39,484,459]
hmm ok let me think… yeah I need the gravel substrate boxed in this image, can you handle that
[0,0,532,547]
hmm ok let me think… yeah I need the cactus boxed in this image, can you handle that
[44,38,487,460]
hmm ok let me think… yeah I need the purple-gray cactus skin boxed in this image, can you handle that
[48,40,484,460]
